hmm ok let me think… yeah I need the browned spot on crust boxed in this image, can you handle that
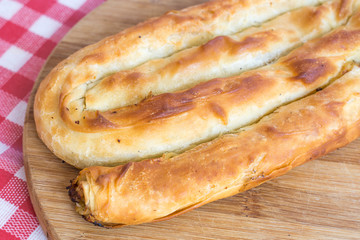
[287,58,335,84]
[209,102,228,125]
[263,126,283,137]
[143,96,195,121]
[221,74,274,104]
[281,28,360,85]
[125,72,142,83]
[200,32,278,56]
[85,111,118,129]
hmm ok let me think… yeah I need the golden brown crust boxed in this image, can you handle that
[58,0,360,227]
[35,0,360,168]
[69,66,360,226]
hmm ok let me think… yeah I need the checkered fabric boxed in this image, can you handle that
[0,0,105,239]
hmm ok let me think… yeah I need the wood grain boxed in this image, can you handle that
[23,0,360,239]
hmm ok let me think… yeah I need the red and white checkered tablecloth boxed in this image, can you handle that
[0,0,105,239]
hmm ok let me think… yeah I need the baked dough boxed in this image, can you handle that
[69,65,360,227]
[35,0,359,168]
[85,0,346,111]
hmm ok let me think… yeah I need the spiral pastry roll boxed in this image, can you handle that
[35,0,359,168]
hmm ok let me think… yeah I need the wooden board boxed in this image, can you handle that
[23,0,360,239]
